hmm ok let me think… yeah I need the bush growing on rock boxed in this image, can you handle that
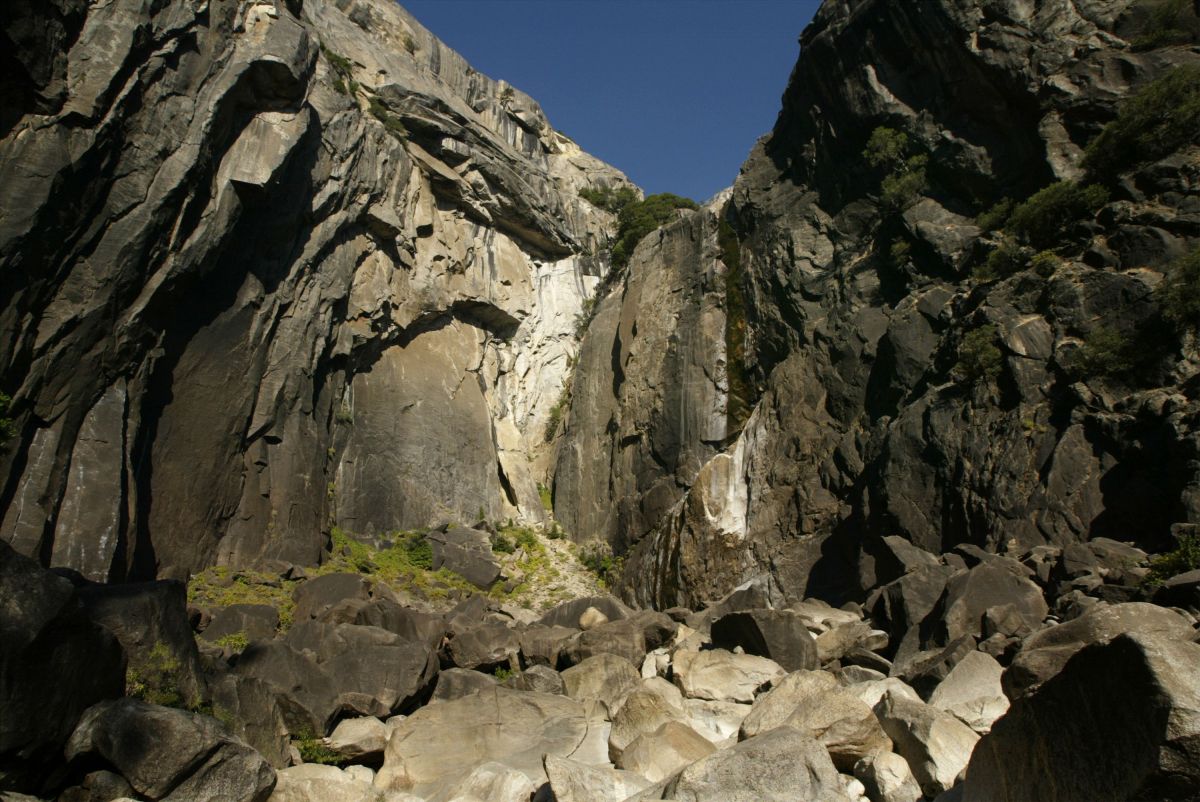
[1158,247,1200,332]
[1068,327,1138,379]
[863,126,929,211]
[1083,64,1200,177]
[0,392,14,447]
[1144,530,1200,587]
[611,193,699,267]
[1006,181,1108,249]
[579,185,638,215]
[126,642,187,709]
[955,325,1003,384]
[1128,0,1200,50]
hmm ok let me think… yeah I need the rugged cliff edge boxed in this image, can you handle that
[0,0,634,582]
[558,0,1200,609]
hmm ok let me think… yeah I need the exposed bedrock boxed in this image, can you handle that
[554,0,1200,608]
[0,0,634,580]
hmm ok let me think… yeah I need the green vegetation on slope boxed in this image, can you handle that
[956,324,1004,385]
[0,392,14,447]
[1083,64,1200,178]
[863,126,929,211]
[611,193,699,267]
[579,185,638,215]
[1158,248,1200,333]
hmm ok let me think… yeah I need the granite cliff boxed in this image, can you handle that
[557,0,1200,609]
[0,0,633,582]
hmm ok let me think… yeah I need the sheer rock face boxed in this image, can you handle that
[560,0,1200,608]
[0,0,633,580]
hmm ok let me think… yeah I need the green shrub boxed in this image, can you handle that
[975,198,1013,232]
[1030,250,1064,277]
[544,381,571,443]
[126,642,186,709]
[367,97,408,139]
[1006,181,1108,249]
[863,127,928,211]
[293,730,342,765]
[1129,0,1199,51]
[889,239,912,265]
[976,239,1029,280]
[956,325,1004,384]
[1144,529,1200,587]
[579,185,638,215]
[0,392,15,447]
[401,33,417,55]
[1069,327,1138,378]
[577,540,622,586]
[1158,247,1200,332]
[490,532,515,554]
[1083,65,1200,177]
[537,483,553,512]
[610,193,699,267]
[880,155,929,210]
[493,666,514,682]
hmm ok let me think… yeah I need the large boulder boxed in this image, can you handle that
[202,604,281,645]
[927,651,1009,734]
[375,687,594,794]
[608,677,688,761]
[543,755,652,802]
[65,699,275,802]
[964,632,1200,801]
[353,600,445,650]
[210,674,292,769]
[620,721,716,782]
[427,528,502,590]
[935,562,1047,646]
[1004,602,1195,698]
[538,595,634,629]
[659,726,851,801]
[870,565,956,664]
[769,689,892,772]
[0,542,124,782]
[78,579,206,708]
[424,760,537,802]
[430,668,498,703]
[672,649,785,703]
[710,610,819,672]
[328,716,390,765]
[853,751,922,802]
[318,625,440,718]
[233,640,340,735]
[563,611,677,667]
[446,623,520,671]
[873,692,979,797]
[518,625,577,668]
[739,670,840,739]
[268,764,422,802]
[292,574,372,624]
[561,653,641,714]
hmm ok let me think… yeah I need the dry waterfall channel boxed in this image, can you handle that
[1,0,1200,801]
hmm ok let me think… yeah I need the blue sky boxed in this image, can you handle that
[401,0,821,202]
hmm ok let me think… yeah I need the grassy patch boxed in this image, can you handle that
[188,567,298,633]
[576,539,623,588]
[213,631,249,653]
[544,380,571,443]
